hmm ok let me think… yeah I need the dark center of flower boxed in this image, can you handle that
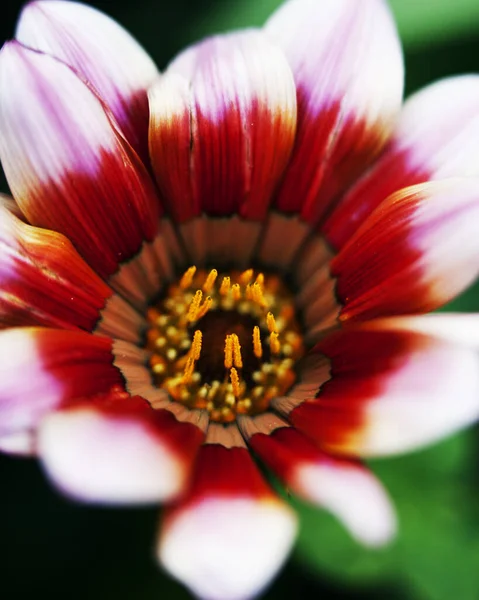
[145,267,304,422]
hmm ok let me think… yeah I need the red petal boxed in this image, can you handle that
[158,441,297,600]
[0,42,160,280]
[332,179,479,321]
[265,0,403,221]
[239,416,396,546]
[281,319,479,457]
[0,205,111,331]
[150,31,297,221]
[0,328,123,439]
[325,75,479,248]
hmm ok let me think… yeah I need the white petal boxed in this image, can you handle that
[159,497,297,600]
[325,76,479,248]
[286,318,479,457]
[16,0,158,155]
[265,0,404,220]
[295,461,396,546]
[38,406,186,504]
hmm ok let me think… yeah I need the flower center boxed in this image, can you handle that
[145,267,304,423]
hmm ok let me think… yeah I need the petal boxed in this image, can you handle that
[0,193,25,221]
[159,440,297,600]
[0,328,123,440]
[265,0,403,221]
[332,179,479,321]
[0,430,35,455]
[384,313,479,348]
[38,391,207,504]
[325,75,479,248]
[0,42,160,281]
[239,414,396,547]
[149,30,297,222]
[0,204,141,337]
[15,0,158,160]
[273,316,479,457]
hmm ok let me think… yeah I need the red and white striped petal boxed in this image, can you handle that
[265,0,403,221]
[332,179,479,321]
[273,316,479,457]
[15,0,158,160]
[325,76,479,249]
[38,391,206,504]
[150,30,297,222]
[0,328,123,442]
[239,414,396,546]
[159,439,297,600]
[0,204,107,330]
[0,42,160,281]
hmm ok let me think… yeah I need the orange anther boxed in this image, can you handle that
[253,326,262,358]
[203,269,218,293]
[180,266,197,289]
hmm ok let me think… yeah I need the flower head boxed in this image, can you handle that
[2,1,479,598]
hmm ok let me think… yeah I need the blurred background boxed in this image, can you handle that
[1,1,479,598]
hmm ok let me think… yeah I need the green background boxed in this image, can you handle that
[1,1,479,598]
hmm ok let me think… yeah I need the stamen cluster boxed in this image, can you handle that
[145,267,304,422]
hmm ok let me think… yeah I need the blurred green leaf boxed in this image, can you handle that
[292,431,479,600]
[189,0,479,50]
[389,0,479,48]
[440,280,479,312]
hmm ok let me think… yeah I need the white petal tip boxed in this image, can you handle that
[38,408,185,504]
[295,463,397,547]
[0,430,36,456]
[159,497,297,600]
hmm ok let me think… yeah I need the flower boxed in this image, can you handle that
[1,0,479,598]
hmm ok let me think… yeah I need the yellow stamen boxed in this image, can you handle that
[186,290,203,322]
[270,331,280,355]
[230,367,240,397]
[252,282,266,307]
[253,326,262,358]
[219,276,231,295]
[224,335,233,369]
[266,312,277,333]
[182,355,195,383]
[232,283,241,301]
[239,269,253,286]
[231,333,243,368]
[196,296,213,320]
[255,273,264,288]
[203,269,218,293]
[180,266,196,289]
[191,330,202,360]
[147,266,304,424]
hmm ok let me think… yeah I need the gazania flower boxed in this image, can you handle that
[2,0,479,598]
